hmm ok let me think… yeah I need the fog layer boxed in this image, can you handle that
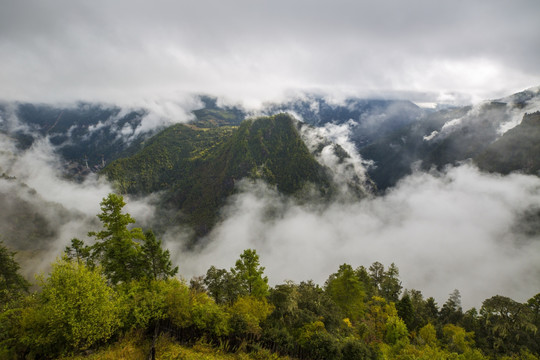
[177,166,540,309]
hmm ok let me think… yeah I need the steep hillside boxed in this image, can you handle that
[475,112,540,175]
[103,124,236,194]
[104,114,332,239]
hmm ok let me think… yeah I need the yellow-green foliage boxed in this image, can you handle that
[21,259,121,357]
[228,296,274,336]
[62,333,293,360]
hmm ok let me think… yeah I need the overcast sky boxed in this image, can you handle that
[1,0,540,107]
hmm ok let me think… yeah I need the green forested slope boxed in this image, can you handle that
[103,114,331,238]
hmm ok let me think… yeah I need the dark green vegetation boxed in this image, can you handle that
[1,194,538,359]
[476,111,540,175]
[103,113,332,239]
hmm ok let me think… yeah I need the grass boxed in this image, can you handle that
[62,332,292,360]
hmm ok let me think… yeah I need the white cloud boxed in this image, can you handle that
[177,165,540,309]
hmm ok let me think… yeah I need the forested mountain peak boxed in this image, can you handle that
[103,113,356,241]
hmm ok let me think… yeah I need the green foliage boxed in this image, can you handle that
[87,193,145,284]
[341,337,378,360]
[385,314,410,346]
[103,114,332,241]
[118,279,171,331]
[189,291,230,337]
[140,230,178,281]
[397,292,415,331]
[368,261,402,302]
[440,289,463,325]
[325,263,366,323]
[3,188,540,360]
[0,241,29,307]
[231,249,269,299]
[228,296,273,337]
[479,295,537,355]
[67,194,177,285]
[442,324,475,354]
[20,259,121,357]
[204,266,242,305]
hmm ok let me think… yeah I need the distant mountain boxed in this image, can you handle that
[0,102,148,172]
[358,88,540,190]
[264,96,424,147]
[475,111,540,175]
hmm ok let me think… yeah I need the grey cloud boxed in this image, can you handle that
[1,0,539,105]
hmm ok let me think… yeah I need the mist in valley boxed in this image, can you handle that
[2,106,539,310]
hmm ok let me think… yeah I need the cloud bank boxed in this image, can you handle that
[177,166,540,309]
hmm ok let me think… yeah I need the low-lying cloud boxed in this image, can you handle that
[178,165,540,309]
[0,130,160,276]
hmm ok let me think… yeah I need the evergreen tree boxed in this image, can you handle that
[397,292,414,331]
[380,263,402,303]
[140,230,178,281]
[440,289,463,325]
[231,249,269,298]
[88,193,145,284]
[66,194,178,285]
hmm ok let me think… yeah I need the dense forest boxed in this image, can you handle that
[102,113,335,240]
[1,194,538,359]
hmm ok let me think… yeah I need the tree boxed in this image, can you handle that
[267,281,299,328]
[204,266,242,305]
[66,194,177,285]
[140,230,178,281]
[440,289,463,325]
[64,238,91,265]
[417,323,438,347]
[356,265,375,299]
[397,292,414,331]
[295,280,343,334]
[87,193,145,284]
[381,263,402,303]
[441,324,475,354]
[480,295,536,355]
[228,296,273,338]
[425,297,439,322]
[369,262,385,294]
[231,249,269,298]
[527,293,540,354]
[368,262,402,303]
[20,259,121,357]
[325,263,365,323]
[0,242,29,307]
